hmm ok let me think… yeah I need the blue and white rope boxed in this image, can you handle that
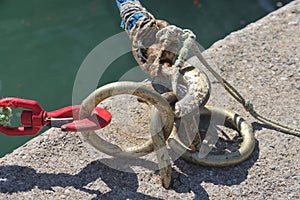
[116,0,154,32]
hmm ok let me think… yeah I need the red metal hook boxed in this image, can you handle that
[0,97,112,136]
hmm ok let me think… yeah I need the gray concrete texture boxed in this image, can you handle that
[0,0,299,199]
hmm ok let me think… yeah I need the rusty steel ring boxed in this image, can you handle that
[79,81,174,158]
[168,105,255,166]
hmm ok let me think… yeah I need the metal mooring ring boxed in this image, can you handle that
[79,81,174,158]
[168,105,255,166]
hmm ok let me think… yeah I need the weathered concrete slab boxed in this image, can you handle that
[1,1,299,199]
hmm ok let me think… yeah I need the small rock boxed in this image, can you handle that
[288,20,299,25]
[284,171,291,179]
[232,187,241,196]
[284,162,290,167]
[280,77,288,81]
[64,189,71,194]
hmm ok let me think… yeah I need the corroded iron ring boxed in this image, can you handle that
[79,81,174,158]
[168,105,255,166]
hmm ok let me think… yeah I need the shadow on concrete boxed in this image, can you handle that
[0,140,258,199]
[168,139,259,199]
[0,159,161,199]
[252,121,281,133]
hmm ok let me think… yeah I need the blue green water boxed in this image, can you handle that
[0,0,291,157]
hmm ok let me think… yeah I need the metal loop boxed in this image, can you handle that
[168,105,255,167]
[79,81,174,158]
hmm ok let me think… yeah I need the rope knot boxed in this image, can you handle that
[156,25,182,46]
[244,101,253,112]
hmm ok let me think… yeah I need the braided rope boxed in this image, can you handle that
[116,1,300,137]
[155,24,300,137]
[117,0,156,35]
[188,36,300,137]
